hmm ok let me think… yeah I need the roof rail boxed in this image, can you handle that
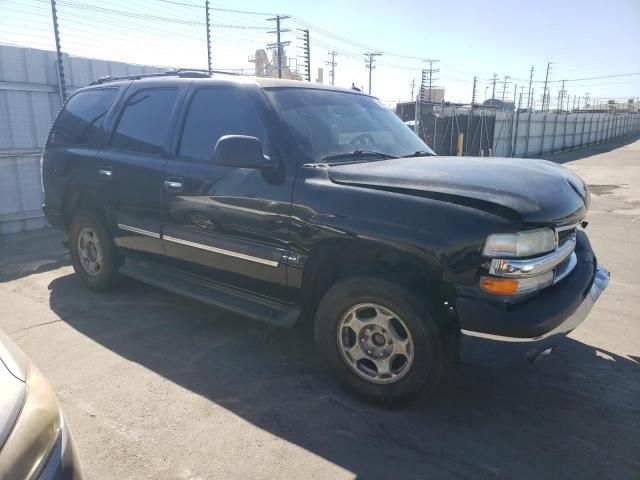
[89,68,245,86]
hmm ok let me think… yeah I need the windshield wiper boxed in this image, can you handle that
[401,150,436,158]
[321,150,398,162]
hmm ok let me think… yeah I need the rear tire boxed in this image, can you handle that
[69,210,118,291]
[314,276,445,405]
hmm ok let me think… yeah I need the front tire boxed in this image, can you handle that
[69,210,118,291]
[314,276,445,405]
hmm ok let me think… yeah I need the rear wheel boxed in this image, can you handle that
[314,276,445,404]
[69,210,118,291]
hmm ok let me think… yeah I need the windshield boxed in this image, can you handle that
[265,88,434,163]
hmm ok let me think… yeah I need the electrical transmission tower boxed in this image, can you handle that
[541,61,552,111]
[297,29,310,82]
[584,92,591,109]
[267,15,291,78]
[489,73,498,101]
[326,51,338,85]
[364,52,382,94]
[426,60,440,102]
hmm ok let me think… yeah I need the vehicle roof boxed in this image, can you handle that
[83,71,368,96]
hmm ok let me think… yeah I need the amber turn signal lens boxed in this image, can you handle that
[480,277,519,295]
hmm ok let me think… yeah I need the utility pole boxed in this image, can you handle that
[410,78,415,100]
[267,15,290,78]
[326,51,338,85]
[576,96,581,111]
[584,92,591,110]
[426,60,440,102]
[490,73,498,101]
[49,0,66,102]
[500,75,511,103]
[527,65,534,108]
[542,61,552,111]
[205,0,212,73]
[364,52,382,95]
[297,29,310,82]
[557,79,566,111]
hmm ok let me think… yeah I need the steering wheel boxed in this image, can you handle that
[350,133,376,148]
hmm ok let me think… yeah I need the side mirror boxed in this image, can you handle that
[213,135,277,170]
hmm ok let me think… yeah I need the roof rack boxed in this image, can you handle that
[89,68,244,86]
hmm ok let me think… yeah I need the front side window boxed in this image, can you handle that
[111,88,178,155]
[50,88,118,146]
[178,87,269,163]
[265,87,434,162]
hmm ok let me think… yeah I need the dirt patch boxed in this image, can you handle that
[588,184,621,196]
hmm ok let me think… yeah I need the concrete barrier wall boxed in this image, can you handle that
[0,45,162,234]
[493,110,640,158]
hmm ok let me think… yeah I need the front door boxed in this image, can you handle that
[161,86,294,302]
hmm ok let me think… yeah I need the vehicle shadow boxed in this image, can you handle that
[541,133,640,164]
[47,273,640,479]
[0,228,70,283]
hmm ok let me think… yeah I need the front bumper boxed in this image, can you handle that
[460,266,609,366]
[457,230,609,367]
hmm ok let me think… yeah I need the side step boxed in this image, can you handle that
[119,257,301,328]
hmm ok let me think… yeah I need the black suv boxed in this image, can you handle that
[42,71,609,403]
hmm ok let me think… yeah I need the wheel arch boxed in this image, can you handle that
[301,238,452,315]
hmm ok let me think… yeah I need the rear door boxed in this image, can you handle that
[99,83,184,258]
[161,85,294,301]
[43,87,119,219]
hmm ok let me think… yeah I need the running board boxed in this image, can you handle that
[120,257,300,328]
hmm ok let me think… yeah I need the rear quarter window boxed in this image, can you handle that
[49,88,118,146]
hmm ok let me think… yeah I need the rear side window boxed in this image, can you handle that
[111,88,178,155]
[178,88,269,162]
[50,88,117,146]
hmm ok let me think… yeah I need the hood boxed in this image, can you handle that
[328,156,589,224]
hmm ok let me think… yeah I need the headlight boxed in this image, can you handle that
[483,228,555,258]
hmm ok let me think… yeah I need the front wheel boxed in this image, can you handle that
[314,276,446,405]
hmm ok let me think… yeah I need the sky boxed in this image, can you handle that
[1,0,639,107]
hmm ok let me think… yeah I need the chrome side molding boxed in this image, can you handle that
[163,235,279,267]
[117,224,160,238]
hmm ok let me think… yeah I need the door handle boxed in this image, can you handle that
[98,166,113,178]
[164,178,183,192]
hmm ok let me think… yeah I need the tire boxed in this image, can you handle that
[314,276,445,405]
[69,210,118,291]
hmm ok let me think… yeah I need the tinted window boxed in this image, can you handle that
[179,88,269,162]
[50,88,117,145]
[112,88,178,155]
